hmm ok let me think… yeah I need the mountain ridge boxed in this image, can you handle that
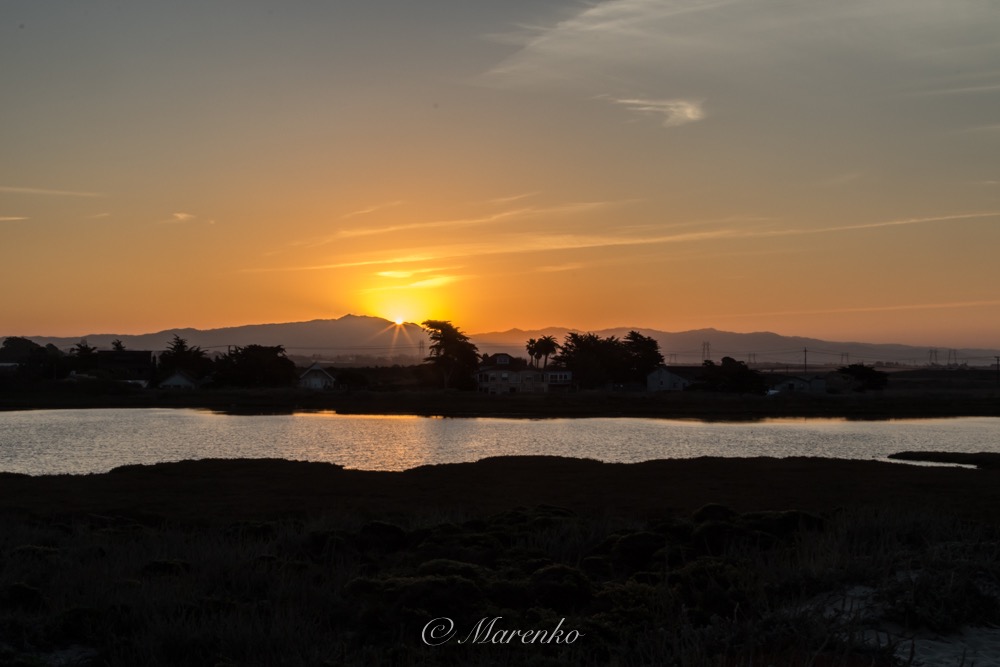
[4,316,998,366]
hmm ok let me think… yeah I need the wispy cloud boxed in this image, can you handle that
[802,212,1000,236]
[536,262,584,273]
[376,266,456,279]
[338,208,531,239]
[335,201,619,240]
[0,185,103,197]
[363,275,464,292]
[341,201,404,220]
[158,212,215,225]
[246,210,998,275]
[242,255,437,273]
[955,124,1000,134]
[485,0,742,86]
[612,98,704,127]
[0,216,28,222]
[717,299,1000,320]
[487,192,539,205]
[484,0,1000,147]
[909,83,1000,97]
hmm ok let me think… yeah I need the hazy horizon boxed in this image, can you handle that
[7,312,1000,354]
[3,2,998,347]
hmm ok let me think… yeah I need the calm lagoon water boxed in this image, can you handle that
[1,409,999,476]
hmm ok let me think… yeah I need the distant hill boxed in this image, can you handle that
[5,317,998,368]
[11,315,429,362]
[470,326,1000,368]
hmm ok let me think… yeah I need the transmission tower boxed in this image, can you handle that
[701,341,711,362]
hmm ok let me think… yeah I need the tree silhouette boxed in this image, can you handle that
[551,331,663,389]
[213,344,297,387]
[623,331,664,380]
[551,332,622,389]
[535,335,558,369]
[838,364,888,392]
[0,337,59,382]
[421,320,479,390]
[72,339,97,357]
[157,335,212,380]
[525,338,540,367]
[696,357,767,394]
[0,336,46,364]
[112,339,126,351]
[71,339,98,371]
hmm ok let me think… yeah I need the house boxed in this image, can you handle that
[475,359,572,394]
[543,369,573,392]
[159,371,199,390]
[299,363,336,390]
[766,374,828,394]
[476,367,529,394]
[647,366,699,392]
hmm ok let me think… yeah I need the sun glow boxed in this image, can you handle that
[361,286,451,328]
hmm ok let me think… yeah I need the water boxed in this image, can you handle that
[2,409,998,476]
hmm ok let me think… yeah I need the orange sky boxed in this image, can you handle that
[2,2,999,347]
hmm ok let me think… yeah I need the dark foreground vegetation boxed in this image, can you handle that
[3,456,1000,666]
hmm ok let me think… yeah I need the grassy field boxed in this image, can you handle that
[2,455,1000,665]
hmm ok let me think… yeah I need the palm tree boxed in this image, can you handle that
[536,335,558,368]
[525,338,539,367]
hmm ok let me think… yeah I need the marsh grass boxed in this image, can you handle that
[2,502,999,666]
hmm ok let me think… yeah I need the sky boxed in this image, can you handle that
[2,1,999,347]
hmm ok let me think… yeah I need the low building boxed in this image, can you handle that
[476,364,572,394]
[647,366,698,392]
[299,363,336,390]
[159,371,199,390]
[766,374,828,394]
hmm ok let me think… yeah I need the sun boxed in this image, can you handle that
[393,317,405,326]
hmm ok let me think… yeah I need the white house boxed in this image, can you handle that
[159,371,198,389]
[767,374,828,394]
[299,363,336,390]
[647,366,696,392]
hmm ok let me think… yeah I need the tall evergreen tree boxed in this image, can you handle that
[421,320,479,390]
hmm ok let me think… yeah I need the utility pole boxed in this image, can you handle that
[996,356,999,387]
[803,347,808,375]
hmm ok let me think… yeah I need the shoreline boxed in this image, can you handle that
[3,387,1000,421]
[4,454,1000,523]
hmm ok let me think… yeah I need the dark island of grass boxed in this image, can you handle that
[3,455,1000,665]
